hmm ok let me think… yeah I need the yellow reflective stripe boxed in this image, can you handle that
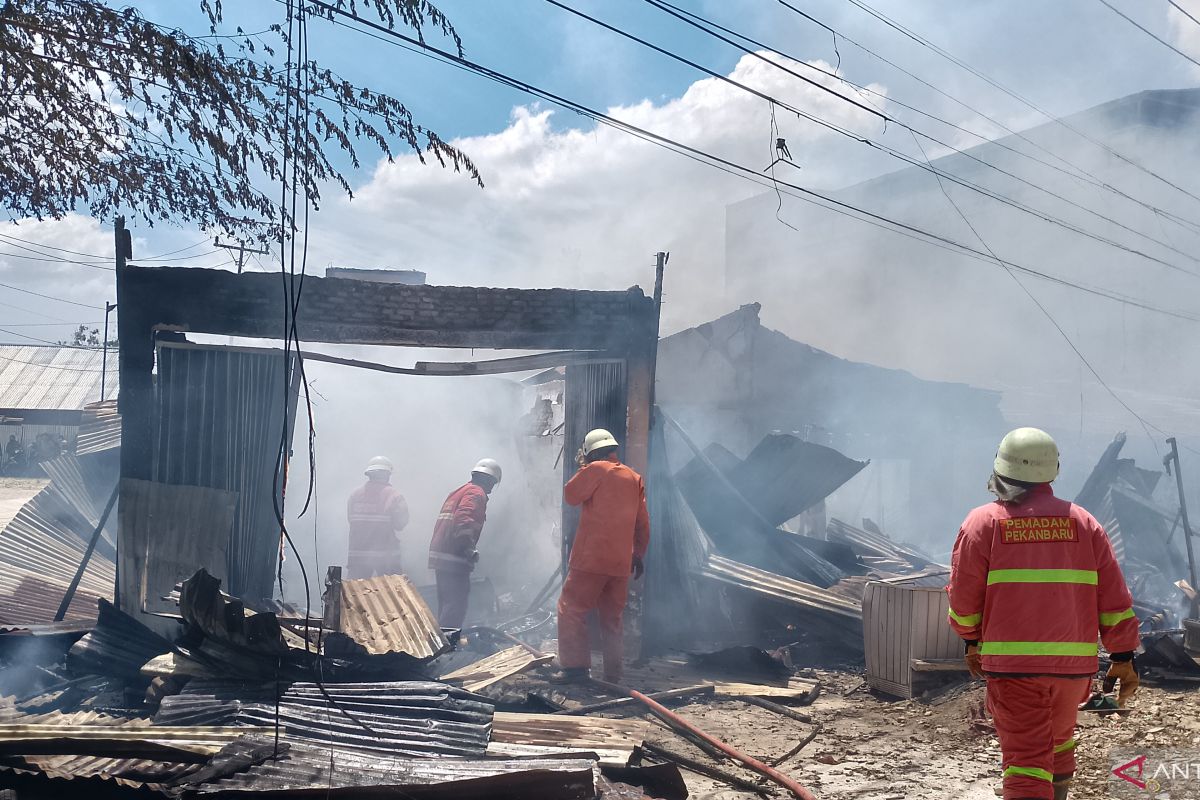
[1099,608,1135,626]
[1053,739,1077,754]
[948,607,982,626]
[987,569,1097,585]
[980,641,1098,657]
[1004,766,1054,782]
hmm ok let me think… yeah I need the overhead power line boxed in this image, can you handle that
[1170,0,1200,28]
[0,280,102,309]
[771,0,1200,238]
[636,0,1200,273]
[306,0,1200,324]
[1097,0,1200,71]
[0,231,108,259]
[909,130,1166,452]
[829,0,1200,208]
[546,0,1200,279]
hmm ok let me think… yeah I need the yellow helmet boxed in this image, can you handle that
[582,428,619,455]
[994,427,1059,483]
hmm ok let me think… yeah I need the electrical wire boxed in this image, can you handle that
[0,232,108,259]
[829,0,1200,208]
[1097,0,1200,71]
[641,0,1200,265]
[545,0,1200,279]
[909,130,1166,454]
[308,0,1200,325]
[0,326,96,348]
[0,280,103,308]
[0,350,103,371]
[1170,0,1200,28]
[772,0,1200,238]
[0,236,114,270]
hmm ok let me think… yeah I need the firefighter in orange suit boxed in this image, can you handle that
[948,428,1140,800]
[556,428,650,684]
[428,459,501,629]
[346,456,410,579]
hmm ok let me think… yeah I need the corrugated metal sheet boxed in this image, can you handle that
[643,408,719,654]
[76,400,120,455]
[0,346,117,410]
[68,599,172,679]
[727,434,868,527]
[438,645,555,692]
[826,518,940,571]
[153,342,297,601]
[562,362,627,575]
[699,554,862,622]
[189,738,597,798]
[117,480,238,617]
[488,712,650,767]
[156,680,494,758]
[0,481,115,625]
[37,453,117,556]
[324,574,449,660]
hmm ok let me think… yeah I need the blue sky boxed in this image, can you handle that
[5,0,1200,451]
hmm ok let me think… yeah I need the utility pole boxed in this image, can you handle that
[101,301,117,401]
[214,238,269,274]
[109,218,131,402]
[648,251,668,414]
[1165,437,1199,615]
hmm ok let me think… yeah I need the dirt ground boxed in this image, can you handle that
[524,662,1200,800]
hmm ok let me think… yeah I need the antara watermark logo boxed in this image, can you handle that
[1110,750,1200,795]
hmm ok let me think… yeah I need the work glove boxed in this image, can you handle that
[1104,655,1139,706]
[964,641,984,679]
[631,555,645,580]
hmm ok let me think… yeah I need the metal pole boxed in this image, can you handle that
[1166,437,1199,602]
[55,483,119,621]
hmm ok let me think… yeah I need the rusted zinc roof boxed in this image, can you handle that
[488,712,650,767]
[699,554,863,622]
[76,399,121,455]
[439,645,555,693]
[155,680,494,758]
[323,572,448,660]
[0,346,117,410]
[189,738,598,799]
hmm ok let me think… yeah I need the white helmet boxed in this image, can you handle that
[582,428,619,455]
[364,455,394,476]
[471,458,502,483]
[994,428,1059,483]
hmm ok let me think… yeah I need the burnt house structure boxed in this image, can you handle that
[115,253,659,622]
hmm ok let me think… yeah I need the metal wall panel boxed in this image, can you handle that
[152,344,297,601]
[561,362,627,574]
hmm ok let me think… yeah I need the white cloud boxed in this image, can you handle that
[1168,0,1200,77]
[315,52,888,330]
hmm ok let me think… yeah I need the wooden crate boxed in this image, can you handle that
[862,580,965,698]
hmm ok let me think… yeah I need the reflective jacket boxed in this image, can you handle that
[564,459,650,578]
[347,481,409,555]
[947,484,1139,675]
[428,482,488,574]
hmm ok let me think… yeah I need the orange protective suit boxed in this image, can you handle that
[557,458,650,682]
[948,483,1139,800]
[427,482,489,629]
[346,480,409,579]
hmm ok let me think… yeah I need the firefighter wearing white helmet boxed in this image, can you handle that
[428,458,503,629]
[948,427,1139,800]
[346,455,409,579]
[555,427,650,684]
